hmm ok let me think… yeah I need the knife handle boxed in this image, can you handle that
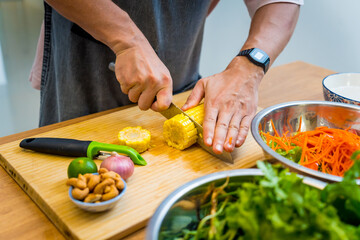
[108,62,115,72]
[19,138,92,157]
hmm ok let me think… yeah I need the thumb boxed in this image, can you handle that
[182,80,205,111]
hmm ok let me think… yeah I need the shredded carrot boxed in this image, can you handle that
[297,116,302,132]
[271,119,280,138]
[261,123,360,177]
[299,134,308,165]
[229,137,233,145]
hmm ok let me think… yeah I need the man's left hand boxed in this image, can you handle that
[182,56,264,154]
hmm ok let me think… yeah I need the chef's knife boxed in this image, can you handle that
[160,103,234,163]
[108,62,233,163]
[19,138,147,165]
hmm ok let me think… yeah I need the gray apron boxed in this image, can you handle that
[40,0,211,126]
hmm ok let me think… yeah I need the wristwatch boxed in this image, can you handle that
[237,48,270,74]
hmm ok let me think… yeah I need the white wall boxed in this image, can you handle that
[0,0,42,137]
[200,0,360,77]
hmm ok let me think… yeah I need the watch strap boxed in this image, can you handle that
[237,48,253,57]
[237,48,270,74]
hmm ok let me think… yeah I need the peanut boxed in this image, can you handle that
[72,187,89,200]
[101,171,120,179]
[98,168,108,174]
[66,178,87,190]
[104,185,111,194]
[101,185,119,201]
[84,193,102,203]
[87,174,101,192]
[67,168,124,205]
[93,178,115,194]
[114,177,125,190]
[78,174,87,183]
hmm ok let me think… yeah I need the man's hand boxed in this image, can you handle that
[114,43,173,112]
[45,0,173,112]
[183,2,300,154]
[182,57,263,154]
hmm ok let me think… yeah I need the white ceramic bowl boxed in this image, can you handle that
[69,174,127,212]
[323,72,360,106]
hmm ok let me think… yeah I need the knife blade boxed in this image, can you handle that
[108,62,233,163]
[160,103,234,163]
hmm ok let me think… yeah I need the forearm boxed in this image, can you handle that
[242,2,300,64]
[45,0,147,54]
[46,0,172,112]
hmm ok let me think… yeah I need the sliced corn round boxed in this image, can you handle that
[118,126,151,153]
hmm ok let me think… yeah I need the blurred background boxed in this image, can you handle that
[0,0,358,137]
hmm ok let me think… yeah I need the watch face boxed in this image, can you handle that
[250,49,267,63]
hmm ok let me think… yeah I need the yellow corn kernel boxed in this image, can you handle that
[184,104,204,125]
[118,126,151,153]
[163,104,204,150]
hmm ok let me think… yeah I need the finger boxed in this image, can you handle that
[151,86,172,112]
[117,76,136,95]
[223,113,242,152]
[235,115,252,147]
[182,80,205,111]
[202,105,218,148]
[127,84,144,103]
[114,66,135,95]
[137,88,157,111]
[212,111,233,154]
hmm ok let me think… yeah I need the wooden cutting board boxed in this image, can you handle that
[0,91,267,240]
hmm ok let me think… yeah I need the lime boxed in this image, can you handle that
[67,157,98,178]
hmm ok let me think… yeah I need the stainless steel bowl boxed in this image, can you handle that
[251,101,360,183]
[146,169,326,240]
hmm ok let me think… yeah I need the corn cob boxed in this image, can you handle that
[118,126,151,153]
[163,104,204,150]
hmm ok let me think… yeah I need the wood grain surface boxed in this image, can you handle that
[0,62,335,239]
[0,89,268,239]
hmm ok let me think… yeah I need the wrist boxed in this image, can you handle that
[110,32,147,56]
[238,56,264,75]
[101,11,148,55]
[229,56,264,85]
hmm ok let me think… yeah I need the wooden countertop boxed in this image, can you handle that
[0,61,335,239]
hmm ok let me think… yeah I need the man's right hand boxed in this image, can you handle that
[114,43,173,112]
[45,0,173,112]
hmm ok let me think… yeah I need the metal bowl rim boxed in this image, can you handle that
[251,100,360,183]
[146,168,326,240]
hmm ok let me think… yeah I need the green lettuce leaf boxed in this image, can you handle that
[321,151,360,226]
